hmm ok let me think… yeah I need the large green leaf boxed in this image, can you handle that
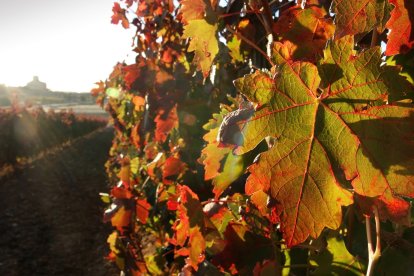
[234,36,414,246]
[332,0,393,38]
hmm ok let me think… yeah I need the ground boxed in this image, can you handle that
[0,127,118,275]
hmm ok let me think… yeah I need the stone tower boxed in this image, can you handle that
[25,76,47,91]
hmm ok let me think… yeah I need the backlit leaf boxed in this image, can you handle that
[199,108,245,198]
[180,0,206,23]
[182,19,219,78]
[227,35,245,63]
[273,5,334,62]
[234,36,414,246]
[162,156,187,184]
[187,226,206,271]
[111,206,131,234]
[385,0,414,55]
[136,199,151,224]
[310,232,366,275]
[111,2,130,29]
[332,0,393,38]
[154,105,179,143]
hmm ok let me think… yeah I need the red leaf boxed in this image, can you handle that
[356,191,411,225]
[111,2,130,29]
[123,64,142,90]
[136,199,151,224]
[111,187,133,199]
[154,105,179,143]
[385,0,414,55]
[162,156,187,184]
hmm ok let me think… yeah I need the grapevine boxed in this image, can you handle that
[95,0,414,274]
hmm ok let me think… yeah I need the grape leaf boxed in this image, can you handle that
[309,232,366,275]
[162,156,187,184]
[172,185,205,246]
[111,2,130,29]
[273,5,334,62]
[154,105,179,143]
[182,19,219,78]
[386,49,414,87]
[111,187,133,199]
[385,0,414,55]
[199,108,244,198]
[332,0,393,38]
[180,0,206,23]
[234,36,414,246]
[111,206,131,234]
[107,231,120,255]
[136,199,151,224]
[227,35,245,63]
[187,226,206,270]
[356,190,411,225]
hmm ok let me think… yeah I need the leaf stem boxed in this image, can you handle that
[225,25,275,67]
[282,264,315,269]
[260,0,275,36]
[370,29,379,48]
[218,10,262,19]
[366,206,381,276]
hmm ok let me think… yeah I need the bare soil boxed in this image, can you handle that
[0,127,118,276]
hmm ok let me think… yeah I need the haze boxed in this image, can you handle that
[0,0,135,92]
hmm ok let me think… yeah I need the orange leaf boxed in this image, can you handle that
[118,162,131,188]
[385,0,414,55]
[111,206,131,234]
[176,247,190,256]
[187,227,206,271]
[132,96,145,111]
[174,204,190,246]
[273,5,334,62]
[180,0,206,24]
[111,2,130,29]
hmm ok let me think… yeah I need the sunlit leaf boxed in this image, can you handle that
[154,105,179,143]
[332,0,392,38]
[111,206,131,234]
[234,36,414,246]
[182,19,219,78]
[111,2,129,29]
[136,199,151,224]
[310,232,366,275]
[273,5,334,62]
[385,0,414,55]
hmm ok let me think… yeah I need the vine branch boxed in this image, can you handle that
[260,0,275,36]
[225,25,275,67]
[366,206,381,276]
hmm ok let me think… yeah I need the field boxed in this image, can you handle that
[0,127,117,275]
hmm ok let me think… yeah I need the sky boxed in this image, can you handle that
[0,0,136,92]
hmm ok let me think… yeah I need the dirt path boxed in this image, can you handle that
[0,127,118,276]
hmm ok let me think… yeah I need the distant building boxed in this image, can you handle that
[25,76,48,91]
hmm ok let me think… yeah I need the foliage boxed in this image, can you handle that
[94,0,414,274]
